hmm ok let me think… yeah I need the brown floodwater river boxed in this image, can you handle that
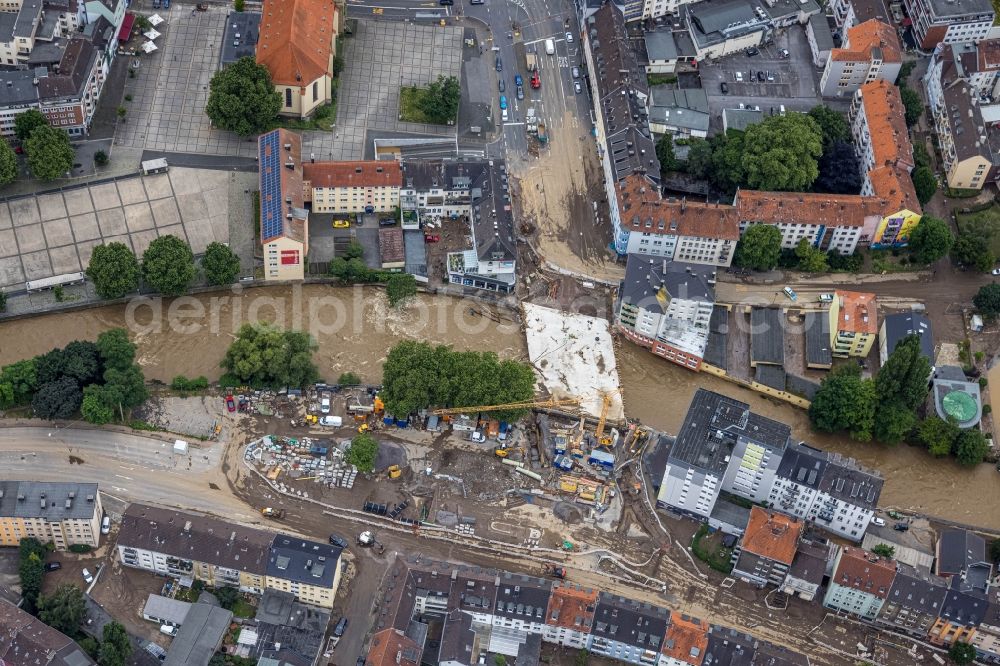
[0,284,997,529]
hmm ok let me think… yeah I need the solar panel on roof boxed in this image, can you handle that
[259,131,286,241]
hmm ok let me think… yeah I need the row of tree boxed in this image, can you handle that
[329,241,418,306]
[0,328,147,423]
[380,340,537,420]
[220,324,320,388]
[809,335,989,465]
[86,237,241,299]
[0,109,77,186]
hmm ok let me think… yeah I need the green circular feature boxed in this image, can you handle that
[942,390,978,422]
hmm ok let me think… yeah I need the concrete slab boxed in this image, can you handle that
[15,223,46,253]
[76,239,103,266]
[169,168,210,196]
[42,217,75,248]
[0,229,17,258]
[9,198,40,226]
[63,188,95,216]
[129,229,160,256]
[149,197,181,227]
[102,234,134,253]
[157,224,189,245]
[0,256,24,288]
[21,250,52,280]
[175,192,209,223]
[116,177,148,206]
[36,193,67,221]
[48,244,81,274]
[69,212,101,242]
[183,219,217,253]
[142,173,174,200]
[0,202,12,229]
[123,202,155,232]
[97,208,128,237]
[89,182,122,210]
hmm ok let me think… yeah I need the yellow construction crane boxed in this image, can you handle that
[595,393,613,446]
[430,397,580,416]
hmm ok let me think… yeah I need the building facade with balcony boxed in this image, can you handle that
[901,0,993,49]
[820,20,902,97]
[302,161,402,214]
[830,289,877,357]
[823,546,897,621]
[731,507,803,588]
[0,481,102,550]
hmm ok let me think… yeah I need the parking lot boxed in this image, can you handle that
[698,25,846,131]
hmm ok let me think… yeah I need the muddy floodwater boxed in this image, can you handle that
[1,284,997,530]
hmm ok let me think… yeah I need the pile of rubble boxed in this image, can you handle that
[245,435,359,490]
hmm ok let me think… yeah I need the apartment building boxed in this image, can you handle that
[366,557,810,666]
[302,160,402,214]
[116,504,343,609]
[656,389,791,520]
[971,588,1000,663]
[399,159,485,219]
[258,129,308,281]
[850,79,914,183]
[735,190,873,255]
[731,507,803,588]
[830,290,877,357]
[0,599,96,665]
[902,0,993,49]
[783,540,832,601]
[823,546,897,621]
[820,20,902,97]
[876,563,949,637]
[256,0,342,119]
[616,255,716,371]
[0,481,102,549]
[879,312,934,365]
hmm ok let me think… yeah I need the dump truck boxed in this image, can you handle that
[525,52,537,72]
[536,122,548,144]
[261,507,285,519]
[387,465,402,479]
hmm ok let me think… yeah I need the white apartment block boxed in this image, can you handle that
[0,482,102,550]
[303,161,402,215]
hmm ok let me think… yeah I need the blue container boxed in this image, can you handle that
[395,419,409,428]
[383,416,395,425]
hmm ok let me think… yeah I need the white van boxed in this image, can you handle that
[160,625,178,637]
[81,568,93,584]
[545,38,555,55]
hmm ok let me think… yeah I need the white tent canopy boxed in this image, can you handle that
[143,29,160,40]
[148,13,164,25]
[141,40,158,53]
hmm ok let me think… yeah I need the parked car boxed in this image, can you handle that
[332,220,350,228]
[499,95,507,110]
[779,48,789,58]
[782,286,798,301]
[160,625,178,637]
[571,66,580,78]
[82,568,93,584]
[871,516,886,527]
[495,56,502,71]
[818,293,834,303]
[44,562,61,571]
[734,71,743,82]
[333,618,348,637]
[894,522,910,532]
[516,85,524,100]
[574,81,582,94]
[514,74,523,86]
[320,397,331,413]
[720,81,729,94]
[195,3,208,9]
[319,416,342,426]
[565,31,573,42]
[991,268,1000,275]
[470,431,486,443]
[757,70,764,82]
[746,47,759,56]
[101,516,110,534]
[766,71,774,81]
[424,233,441,243]
[329,534,349,548]
[498,79,505,92]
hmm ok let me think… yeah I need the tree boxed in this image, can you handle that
[338,372,361,386]
[81,385,115,425]
[656,135,677,173]
[98,621,132,666]
[809,364,876,441]
[974,283,1000,318]
[741,114,823,192]
[93,150,108,167]
[814,140,862,195]
[908,215,952,265]
[329,257,376,283]
[870,544,895,558]
[795,238,829,272]
[61,341,102,386]
[808,105,851,148]
[0,359,37,408]
[0,140,16,186]
[332,55,345,77]
[954,429,989,466]
[494,656,507,666]
[32,377,83,419]
[234,0,245,9]
[575,650,590,666]
[103,364,148,411]
[683,138,713,179]
[386,273,417,307]
[733,224,782,271]
[221,324,319,388]
[205,56,282,136]
[911,166,937,205]
[14,109,47,143]
[876,335,931,411]
[347,432,379,472]
[202,241,241,286]
[97,328,136,372]
[419,75,461,124]
[709,131,746,193]
[38,584,87,635]
[0,290,6,312]
[116,106,127,119]
[918,416,960,457]
[142,235,196,296]
[949,641,977,665]
[899,86,923,126]
[214,586,240,610]
[18,538,45,614]
[873,403,917,444]
[86,242,140,299]
[25,125,73,181]
[952,231,994,272]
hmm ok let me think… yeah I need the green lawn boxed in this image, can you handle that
[231,598,256,618]
[399,86,434,124]
[957,204,1000,257]
[691,525,733,574]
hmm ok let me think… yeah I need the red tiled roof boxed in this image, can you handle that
[257,0,338,87]
[740,507,803,565]
[365,629,421,666]
[978,38,1000,72]
[858,80,914,171]
[545,583,598,631]
[835,290,877,334]
[303,160,403,189]
[379,227,405,263]
[736,190,882,228]
[868,165,921,214]
[662,612,708,665]
[832,546,897,600]
[619,174,740,240]
[831,19,902,64]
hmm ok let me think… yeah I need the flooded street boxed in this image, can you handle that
[0,285,996,530]
[617,343,1000,530]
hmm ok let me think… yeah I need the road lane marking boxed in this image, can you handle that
[116,474,133,480]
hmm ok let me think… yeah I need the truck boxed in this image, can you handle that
[536,122,548,144]
[261,507,285,519]
[525,53,537,72]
